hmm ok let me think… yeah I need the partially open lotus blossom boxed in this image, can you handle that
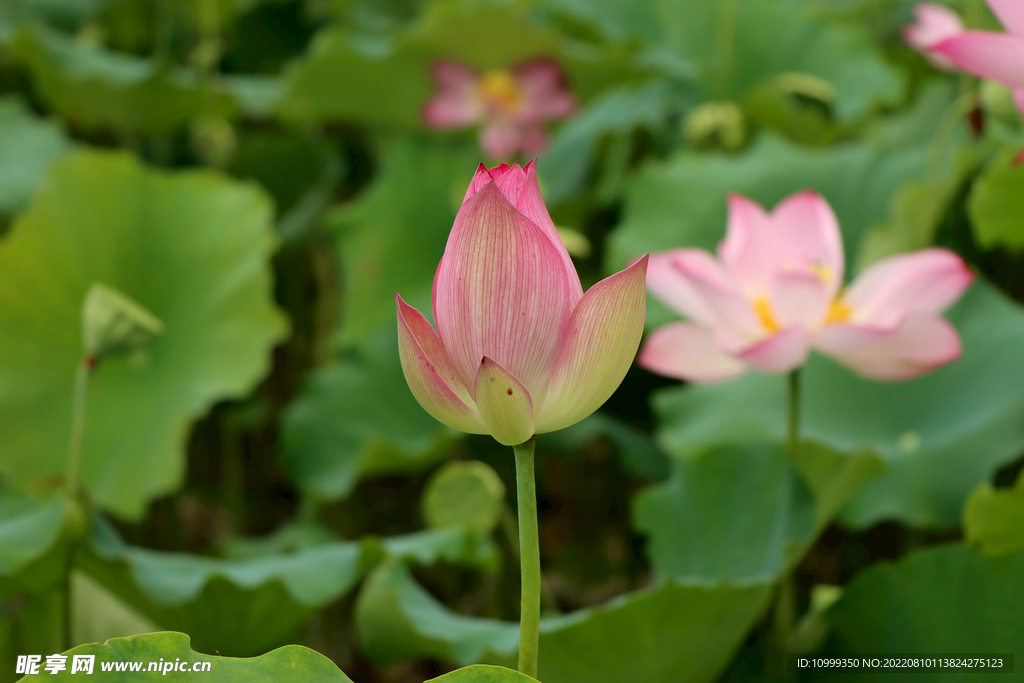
[904,3,965,69]
[930,0,1024,115]
[397,162,648,446]
[422,59,577,159]
[638,191,974,383]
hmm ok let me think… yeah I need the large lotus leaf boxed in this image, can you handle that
[963,469,1024,557]
[633,442,883,582]
[538,79,691,204]
[0,95,71,214]
[71,570,159,646]
[357,559,772,683]
[606,134,928,295]
[810,544,1024,682]
[0,150,288,519]
[545,0,902,121]
[10,23,232,136]
[78,512,496,656]
[327,136,478,347]
[18,631,354,682]
[633,442,884,582]
[428,666,538,683]
[0,488,67,577]
[652,281,1024,529]
[76,516,376,656]
[282,327,462,502]
[0,488,70,670]
[279,0,639,126]
[222,517,497,569]
[968,148,1024,250]
[634,442,815,582]
[378,527,500,572]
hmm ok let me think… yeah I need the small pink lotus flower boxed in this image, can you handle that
[638,191,974,383]
[904,3,965,69]
[422,59,577,159]
[397,162,648,446]
[930,0,1024,114]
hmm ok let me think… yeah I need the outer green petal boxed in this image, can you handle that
[535,256,648,433]
[397,295,487,435]
[474,357,534,446]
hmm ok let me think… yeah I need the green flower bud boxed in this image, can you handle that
[82,282,164,361]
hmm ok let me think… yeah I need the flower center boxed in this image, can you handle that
[752,294,852,332]
[824,298,851,324]
[478,69,521,114]
[753,296,779,333]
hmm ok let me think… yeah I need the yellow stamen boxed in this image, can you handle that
[824,298,851,324]
[807,262,833,285]
[478,69,521,113]
[752,296,779,333]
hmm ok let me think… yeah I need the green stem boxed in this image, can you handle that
[787,369,801,462]
[502,507,560,614]
[63,356,92,653]
[769,370,802,676]
[65,358,92,495]
[713,0,739,99]
[514,437,540,679]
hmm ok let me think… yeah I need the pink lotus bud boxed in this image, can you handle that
[904,3,965,69]
[930,0,1024,116]
[422,59,577,159]
[397,162,647,445]
[638,191,973,383]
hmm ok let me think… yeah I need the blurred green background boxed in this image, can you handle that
[1,0,1023,681]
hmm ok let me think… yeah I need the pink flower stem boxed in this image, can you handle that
[514,437,541,679]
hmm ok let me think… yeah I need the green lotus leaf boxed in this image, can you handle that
[652,282,1024,529]
[379,527,500,572]
[811,544,1024,681]
[633,441,884,582]
[0,149,288,519]
[326,136,478,347]
[428,665,539,683]
[0,487,68,577]
[11,23,228,137]
[547,0,902,121]
[17,631,354,681]
[77,514,495,656]
[282,327,462,503]
[279,0,639,126]
[964,469,1024,557]
[422,461,506,535]
[0,95,71,215]
[356,559,771,683]
[969,148,1024,250]
[0,487,74,669]
[76,516,377,656]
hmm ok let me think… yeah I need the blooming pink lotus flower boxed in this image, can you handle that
[904,3,965,69]
[422,59,577,159]
[931,0,1024,114]
[638,191,974,383]
[397,161,648,446]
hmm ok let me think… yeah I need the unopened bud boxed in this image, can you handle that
[82,282,164,361]
[683,101,746,151]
